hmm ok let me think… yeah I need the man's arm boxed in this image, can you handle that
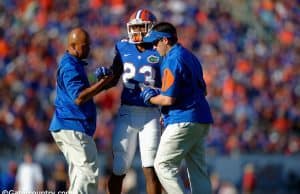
[74,54,123,105]
[149,94,176,106]
[140,87,176,106]
[75,75,114,105]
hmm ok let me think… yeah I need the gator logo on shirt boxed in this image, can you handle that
[147,55,160,63]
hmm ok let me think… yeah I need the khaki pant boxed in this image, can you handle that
[154,122,211,194]
[52,130,99,194]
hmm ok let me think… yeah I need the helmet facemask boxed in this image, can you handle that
[127,21,154,44]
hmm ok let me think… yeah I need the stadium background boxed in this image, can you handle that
[0,0,299,193]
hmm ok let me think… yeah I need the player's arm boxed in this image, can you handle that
[105,52,124,88]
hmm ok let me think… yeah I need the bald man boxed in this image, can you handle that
[49,27,112,193]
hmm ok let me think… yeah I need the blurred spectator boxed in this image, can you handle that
[242,163,256,194]
[15,152,44,192]
[48,161,68,192]
[0,160,17,190]
[285,171,300,193]
[210,172,221,194]
[218,181,238,194]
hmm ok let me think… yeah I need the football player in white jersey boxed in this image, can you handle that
[95,9,162,194]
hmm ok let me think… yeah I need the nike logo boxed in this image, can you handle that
[120,113,128,117]
[124,54,131,57]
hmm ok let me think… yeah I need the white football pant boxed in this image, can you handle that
[112,105,161,175]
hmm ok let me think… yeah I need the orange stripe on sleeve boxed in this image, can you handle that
[161,68,174,92]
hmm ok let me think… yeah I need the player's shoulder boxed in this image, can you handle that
[116,38,132,49]
[140,44,159,56]
[116,39,140,56]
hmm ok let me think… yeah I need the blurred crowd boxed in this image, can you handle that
[0,0,300,193]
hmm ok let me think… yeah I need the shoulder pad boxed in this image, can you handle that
[120,38,129,42]
[116,39,132,50]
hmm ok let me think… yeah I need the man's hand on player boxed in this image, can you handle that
[94,66,112,80]
[140,87,160,105]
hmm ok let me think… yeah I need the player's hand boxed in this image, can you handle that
[140,87,160,105]
[94,66,112,80]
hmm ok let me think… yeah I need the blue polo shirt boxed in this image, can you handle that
[49,52,96,136]
[160,44,213,126]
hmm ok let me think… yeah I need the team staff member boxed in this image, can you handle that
[141,22,214,194]
[49,27,113,193]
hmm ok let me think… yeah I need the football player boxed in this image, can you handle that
[95,9,162,194]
